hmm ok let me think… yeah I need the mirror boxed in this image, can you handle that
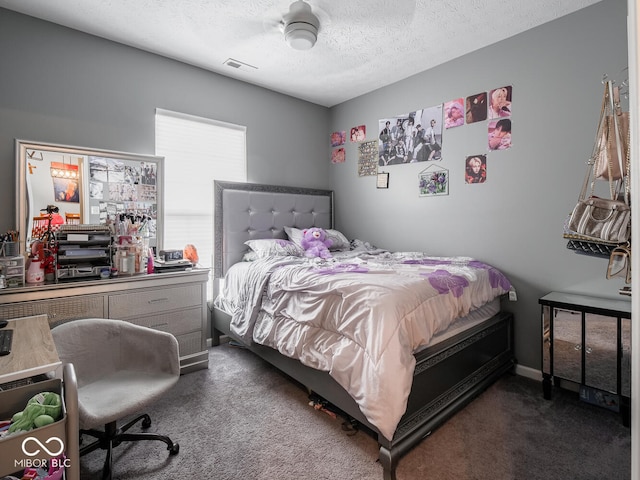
[15,139,163,253]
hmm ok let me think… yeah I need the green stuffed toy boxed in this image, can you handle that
[8,391,62,433]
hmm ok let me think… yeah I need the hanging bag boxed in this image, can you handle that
[565,81,630,247]
[593,83,630,181]
[606,242,631,284]
[567,196,630,244]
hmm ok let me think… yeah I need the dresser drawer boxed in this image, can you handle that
[0,295,106,328]
[126,306,202,337]
[109,284,203,319]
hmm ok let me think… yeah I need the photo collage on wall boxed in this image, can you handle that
[329,83,512,194]
[463,85,512,185]
[89,156,158,234]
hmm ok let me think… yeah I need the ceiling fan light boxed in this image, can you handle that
[284,22,317,50]
[282,1,319,51]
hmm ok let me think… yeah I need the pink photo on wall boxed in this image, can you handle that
[331,147,345,164]
[444,99,464,129]
[350,125,366,142]
[488,85,512,119]
[331,131,346,147]
[488,118,512,151]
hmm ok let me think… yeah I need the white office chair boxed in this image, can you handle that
[51,318,180,480]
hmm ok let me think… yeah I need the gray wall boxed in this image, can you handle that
[0,1,629,372]
[0,7,330,230]
[329,0,629,371]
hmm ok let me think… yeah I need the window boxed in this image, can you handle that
[155,109,247,297]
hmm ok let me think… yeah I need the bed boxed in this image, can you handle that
[211,181,516,480]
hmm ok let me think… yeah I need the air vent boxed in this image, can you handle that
[223,58,258,72]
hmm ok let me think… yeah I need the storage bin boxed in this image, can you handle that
[1,241,19,257]
[0,255,25,288]
[0,378,67,477]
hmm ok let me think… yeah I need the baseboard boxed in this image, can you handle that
[515,364,542,381]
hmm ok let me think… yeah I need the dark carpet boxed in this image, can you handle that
[79,342,631,480]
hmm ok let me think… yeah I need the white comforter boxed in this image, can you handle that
[216,251,511,441]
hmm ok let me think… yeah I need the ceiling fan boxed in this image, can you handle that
[258,0,416,52]
[282,0,320,50]
[267,0,321,51]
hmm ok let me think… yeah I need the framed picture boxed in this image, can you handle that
[419,165,449,196]
[377,172,389,189]
[52,177,80,203]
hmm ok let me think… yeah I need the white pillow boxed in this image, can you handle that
[244,239,304,258]
[284,226,304,247]
[284,226,350,252]
[325,229,350,251]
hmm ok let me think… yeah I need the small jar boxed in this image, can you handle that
[119,251,130,274]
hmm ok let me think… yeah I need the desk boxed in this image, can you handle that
[0,314,61,385]
[0,315,78,480]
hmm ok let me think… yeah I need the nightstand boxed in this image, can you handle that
[539,292,631,426]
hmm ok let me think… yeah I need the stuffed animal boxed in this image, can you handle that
[8,391,62,433]
[301,228,333,259]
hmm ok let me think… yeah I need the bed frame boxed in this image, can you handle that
[211,181,516,480]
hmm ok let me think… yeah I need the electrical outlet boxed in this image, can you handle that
[508,289,517,301]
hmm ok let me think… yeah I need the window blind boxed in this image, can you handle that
[155,108,247,297]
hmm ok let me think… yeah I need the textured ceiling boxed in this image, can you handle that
[0,0,602,107]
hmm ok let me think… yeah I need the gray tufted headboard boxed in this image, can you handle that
[214,181,334,278]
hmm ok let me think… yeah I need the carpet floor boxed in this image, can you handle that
[78,343,631,480]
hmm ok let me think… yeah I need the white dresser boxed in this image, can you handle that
[0,269,209,373]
